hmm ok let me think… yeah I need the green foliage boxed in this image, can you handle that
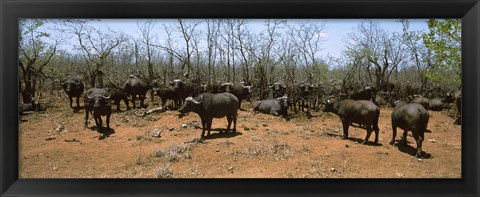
[422,19,461,87]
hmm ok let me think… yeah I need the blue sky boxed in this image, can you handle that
[41,19,429,59]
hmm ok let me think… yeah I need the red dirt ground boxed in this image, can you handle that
[19,92,461,178]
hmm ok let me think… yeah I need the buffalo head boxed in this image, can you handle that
[86,89,111,109]
[178,95,202,117]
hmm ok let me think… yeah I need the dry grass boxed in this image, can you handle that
[156,164,174,178]
[155,143,193,162]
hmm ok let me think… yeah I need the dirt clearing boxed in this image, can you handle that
[19,95,461,178]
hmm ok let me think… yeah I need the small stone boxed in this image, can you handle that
[228,166,234,171]
[182,124,187,128]
[262,124,268,127]
[215,149,220,152]
[330,168,336,172]
[243,127,250,131]
[169,128,174,131]
[152,129,162,137]
[54,124,65,132]
[345,144,349,148]
[418,158,423,162]
[428,139,437,143]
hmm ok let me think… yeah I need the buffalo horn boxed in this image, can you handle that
[186,96,201,104]
[102,92,111,99]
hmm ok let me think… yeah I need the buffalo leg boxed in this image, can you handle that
[402,130,408,146]
[206,120,213,136]
[373,124,379,144]
[106,114,111,129]
[233,115,237,133]
[84,109,89,128]
[131,95,137,109]
[200,119,206,139]
[95,115,102,128]
[115,100,121,112]
[341,120,349,140]
[363,128,373,145]
[390,125,397,145]
[76,96,80,108]
[226,115,232,132]
[69,96,73,108]
[140,94,146,108]
[413,131,423,158]
[124,98,130,110]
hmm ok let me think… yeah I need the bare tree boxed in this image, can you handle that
[19,19,62,103]
[65,20,127,88]
[177,19,201,78]
[288,20,327,83]
[344,20,406,90]
[137,20,158,82]
[205,19,221,85]
[400,19,432,90]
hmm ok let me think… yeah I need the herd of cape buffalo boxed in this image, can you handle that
[19,71,461,158]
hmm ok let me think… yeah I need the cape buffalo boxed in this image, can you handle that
[84,88,112,132]
[428,97,446,111]
[390,101,429,158]
[104,87,129,112]
[61,76,84,108]
[444,90,461,125]
[324,99,380,144]
[124,77,149,109]
[253,95,289,119]
[454,92,461,125]
[269,82,287,99]
[155,85,176,108]
[178,92,239,139]
[411,96,430,110]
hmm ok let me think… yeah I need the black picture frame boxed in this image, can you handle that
[1,0,479,196]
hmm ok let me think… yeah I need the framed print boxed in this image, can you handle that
[1,0,479,196]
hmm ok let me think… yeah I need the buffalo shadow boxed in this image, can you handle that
[88,126,115,140]
[346,136,383,146]
[202,129,243,140]
[393,140,432,159]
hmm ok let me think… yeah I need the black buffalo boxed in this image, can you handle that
[124,77,149,109]
[154,85,177,108]
[298,84,315,112]
[453,91,461,125]
[411,96,430,110]
[428,97,447,111]
[253,95,289,119]
[324,99,380,144]
[104,87,130,112]
[61,76,84,108]
[269,82,287,99]
[19,97,47,115]
[220,82,252,110]
[170,79,195,108]
[178,92,239,139]
[390,101,429,158]
[84,88,112,132]
[444,90,461,125]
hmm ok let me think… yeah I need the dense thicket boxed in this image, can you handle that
[19,19,461,103]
